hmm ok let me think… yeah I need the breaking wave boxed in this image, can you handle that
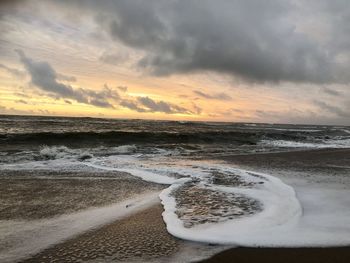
[39,146,93,161]
[260,138,350,149]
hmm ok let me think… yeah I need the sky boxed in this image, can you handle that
[0,0,350,125]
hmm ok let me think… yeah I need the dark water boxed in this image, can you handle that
[0,115,349,163]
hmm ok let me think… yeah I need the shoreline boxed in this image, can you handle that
[201,148,350,263]
[2,148,350,262]
[221,147,350,171]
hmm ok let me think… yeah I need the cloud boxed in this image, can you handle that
[120,99,147,113]
[64,0,350,85]
[192,102,202,115]
[99,51,129,65]
[137,96,190,114]
[57,73,76,82]
[119,96,192,114]
[15,99,28,104]
[16,49,119,108]
[0,63,26,78]
[119,96,193,114]
[323,87,342,97]
[16,49,87,102]
[193,90,232,101]
[14,92,31,98]
[314,100,350,118]
[117,86,128,92]
[15,50,194,115]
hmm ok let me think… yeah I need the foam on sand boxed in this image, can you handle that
[160,168,306,246]
[83,162,179,184]
[159,164,350,247]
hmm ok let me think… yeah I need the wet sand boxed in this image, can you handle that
[201,148,350,263]
[222,148,350,174]
[200,247,350,263]
[0,170,163,220]
[22,205,180,263]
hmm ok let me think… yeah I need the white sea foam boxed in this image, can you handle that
[77,157,350,247]
[260,138,350,149]
[83,162,179,184]
[39,146,76,159]
[159,168,304,246]
[108,145,138,154]
[341,129,350,134]
[39,145,93,160]
[159,167,350,247]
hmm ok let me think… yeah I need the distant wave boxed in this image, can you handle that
[0,131,261,146]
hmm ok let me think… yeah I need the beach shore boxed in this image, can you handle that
[22,204,180,263]
[201,148,350,263]
[222,148,350,174]
[200,247,350,263]
[2,148,350,262]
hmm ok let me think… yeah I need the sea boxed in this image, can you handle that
[1,115,350,164]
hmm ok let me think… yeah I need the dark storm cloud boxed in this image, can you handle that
[6,0,350,87]
[59,0,350,85]
[193,90,232,101]
[16,49,118,108]
[4,0,350,88]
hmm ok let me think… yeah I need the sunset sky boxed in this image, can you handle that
[0,0,350,125]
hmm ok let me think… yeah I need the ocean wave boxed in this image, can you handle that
[39,146,93,161]
[2,129,343,147]
[0,131,261,146]
[260,138,350,149]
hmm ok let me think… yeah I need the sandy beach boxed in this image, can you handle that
[201,148,350,263]
[0,148,349,262]
[0,170,164,220]
[200,247,350,263]
[21,204,180,263]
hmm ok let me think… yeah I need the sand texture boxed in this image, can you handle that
[21,205,180,263]
[0,170,163,220]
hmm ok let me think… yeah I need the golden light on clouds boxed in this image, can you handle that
[0,0,349,125]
